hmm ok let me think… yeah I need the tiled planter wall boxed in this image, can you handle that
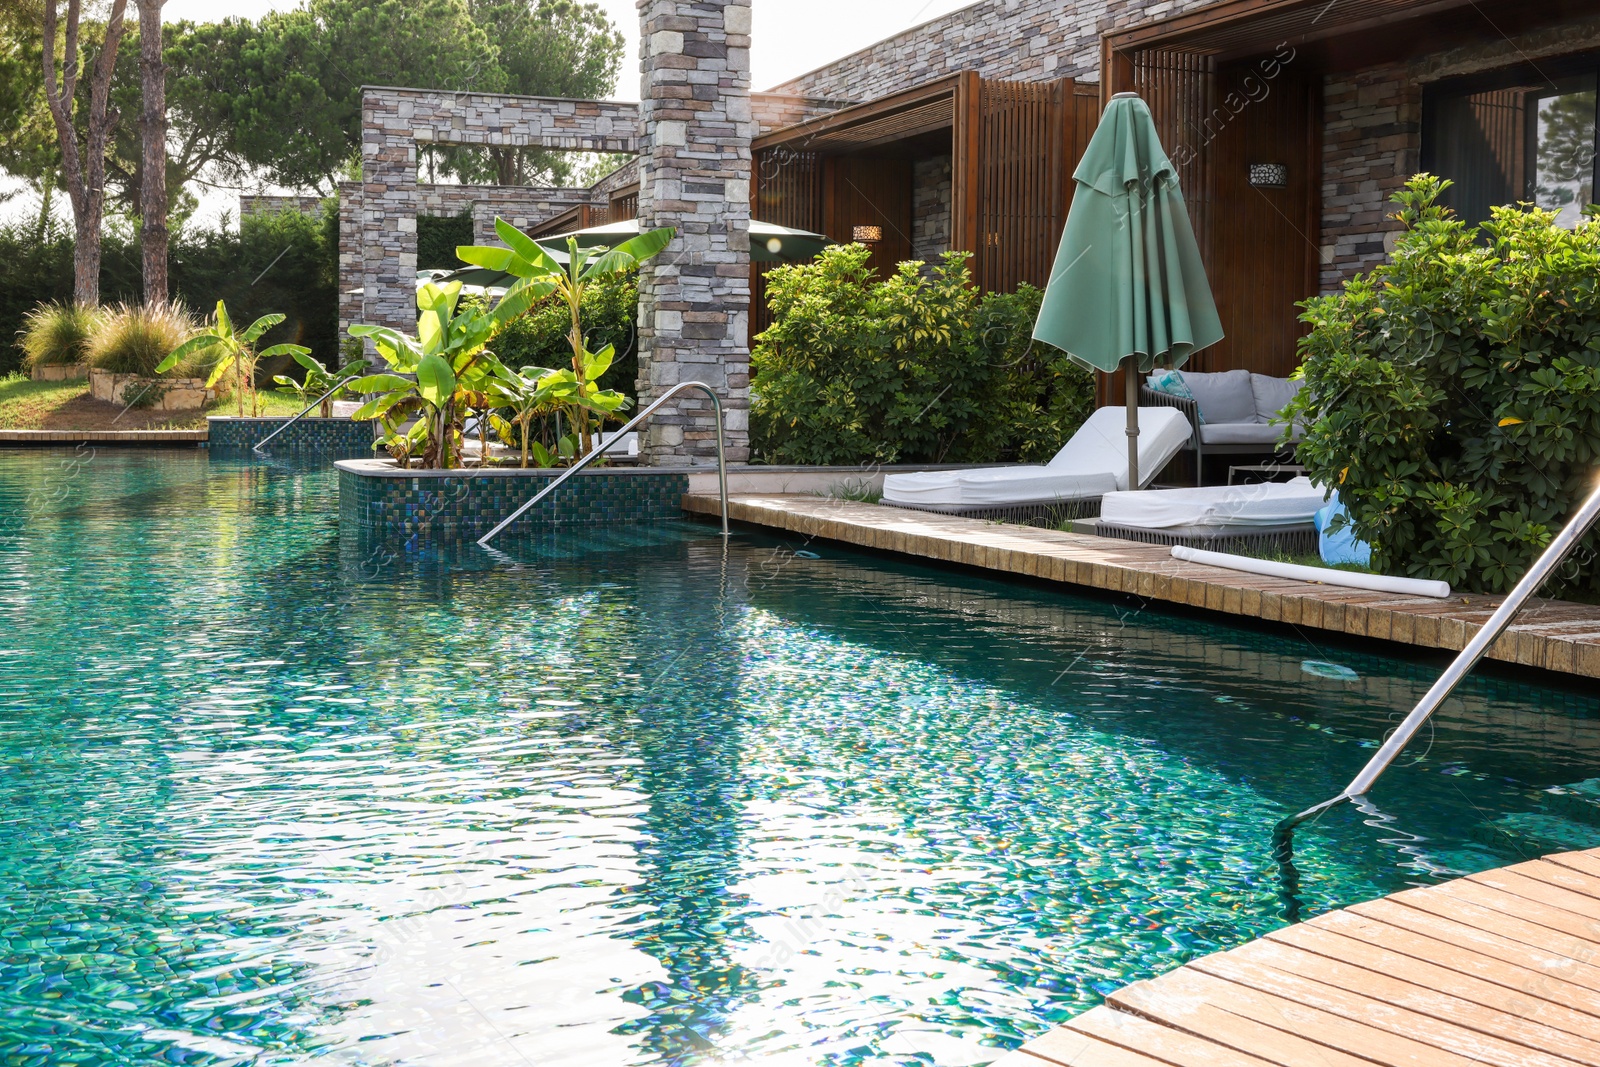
[337,459,691,544]
[209,416,377,455]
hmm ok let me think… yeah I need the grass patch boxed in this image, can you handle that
[0,373,91,428]
[0,374,310,430]
[1242,548,1374,574]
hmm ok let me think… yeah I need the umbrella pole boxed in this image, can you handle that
[1124,356,1140,490]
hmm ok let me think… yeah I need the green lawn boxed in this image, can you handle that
[0,372,309,430]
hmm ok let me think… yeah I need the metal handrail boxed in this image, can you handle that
[477,380,731,546]
[1273,474,1600,896]
[253,375,362,453]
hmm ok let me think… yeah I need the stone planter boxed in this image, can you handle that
[30,363,88,382]
[88,367,215,411]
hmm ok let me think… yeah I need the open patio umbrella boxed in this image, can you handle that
[1033,92,1223,490]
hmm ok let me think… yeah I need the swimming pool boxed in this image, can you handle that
[2,449,1597,1066]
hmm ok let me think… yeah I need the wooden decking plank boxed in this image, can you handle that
[1307,908,1600,1020]
[1397,880,1600,942]
[1061,1005,1282,1067]
[1353,898,1600,994]
[1020,1019,1209,1067]
[1466,868,1600,921]
[1548,852,1600,881]
[1191,946,1581,1067]
[1515,859,1600,901]
[1250,927,1600,1065]
[1111,968,1447,1067]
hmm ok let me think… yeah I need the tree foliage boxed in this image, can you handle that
[1288,174,1600,594]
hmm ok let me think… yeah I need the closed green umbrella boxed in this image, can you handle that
[1033,92,1223,489]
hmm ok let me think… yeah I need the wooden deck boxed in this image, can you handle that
[682,494,1600,680]
[991,850,1600,1067]
[0,429,206,446]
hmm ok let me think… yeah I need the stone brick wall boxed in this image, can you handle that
[911,155,953,263]
[1318,12,1600,291]
[765,0,1211,99]
[351,88,641,334]
[751,92,856,133]
[240,195,327,218]
[635,0,755,466]
[1319,64,1419,291]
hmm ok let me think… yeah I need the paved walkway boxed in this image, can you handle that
[992,850,1600,1067]
[681,494,1600,680]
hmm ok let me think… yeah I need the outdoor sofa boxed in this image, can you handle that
[1139,369,1304,483]
[880,405,1191,523]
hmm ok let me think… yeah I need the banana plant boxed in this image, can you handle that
[272,350,370,418]
[346,281,510,469]
[157,300,309,417]
[457,218,674,458]
[485,362,557,468]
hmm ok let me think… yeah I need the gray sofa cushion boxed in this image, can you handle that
[1251,373,1304,421]
[1199,422,1291,446]
[1179,369,1255,424]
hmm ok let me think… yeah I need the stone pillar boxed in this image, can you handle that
[635,0,754,465]
[357,91,419,333]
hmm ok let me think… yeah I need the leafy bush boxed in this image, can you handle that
[86,303,199,377]
[20,303,101,369]
[1288,174,1600,594]
[751,244,1094,465]
[489,269,639,405]
[417,212,474,270]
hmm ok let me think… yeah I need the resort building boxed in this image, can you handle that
[340,0,1600,456]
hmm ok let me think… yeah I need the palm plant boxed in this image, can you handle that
[156,300,308,416]
[456,219,673,458]
[485,362,558,468]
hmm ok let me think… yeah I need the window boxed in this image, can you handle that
[1422,58,1600,226]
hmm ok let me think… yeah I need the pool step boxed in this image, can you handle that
[1541,777,1600,826]
[1474,811,1600,855]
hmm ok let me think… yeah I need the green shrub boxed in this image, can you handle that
[1288,174,1600,594]
[750,244,1093,465]
[490,270,639,405]
[417,212,474,271]
[86,303,199,377]
[19,302,101,369]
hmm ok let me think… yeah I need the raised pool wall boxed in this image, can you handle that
[209,416,377,456]
[337,458,691,542]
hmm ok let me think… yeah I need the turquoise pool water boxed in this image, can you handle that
[2,450,1598,1067]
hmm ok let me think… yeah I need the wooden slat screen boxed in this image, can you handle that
[1131,49,1217,259]
[606,190,638,225]
[750,148,823,343]
[976,79,1065,293]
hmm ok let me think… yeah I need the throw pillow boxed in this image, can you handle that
[1147,369,1205,423]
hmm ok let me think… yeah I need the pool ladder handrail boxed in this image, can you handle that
[1274,474,1600,871]
[253,375,364,453]
[476,380,730,546]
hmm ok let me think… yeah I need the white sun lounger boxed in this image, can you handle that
[1096,475,1332,553]
[881,406,1192,521]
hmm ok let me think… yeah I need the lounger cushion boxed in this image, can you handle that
[1198,422,1288,446]
[1176,369,1255,425]
[881,405,1191,507]
[1099,476,1330,529]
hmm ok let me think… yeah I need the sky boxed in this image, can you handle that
[163,0,981,99]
